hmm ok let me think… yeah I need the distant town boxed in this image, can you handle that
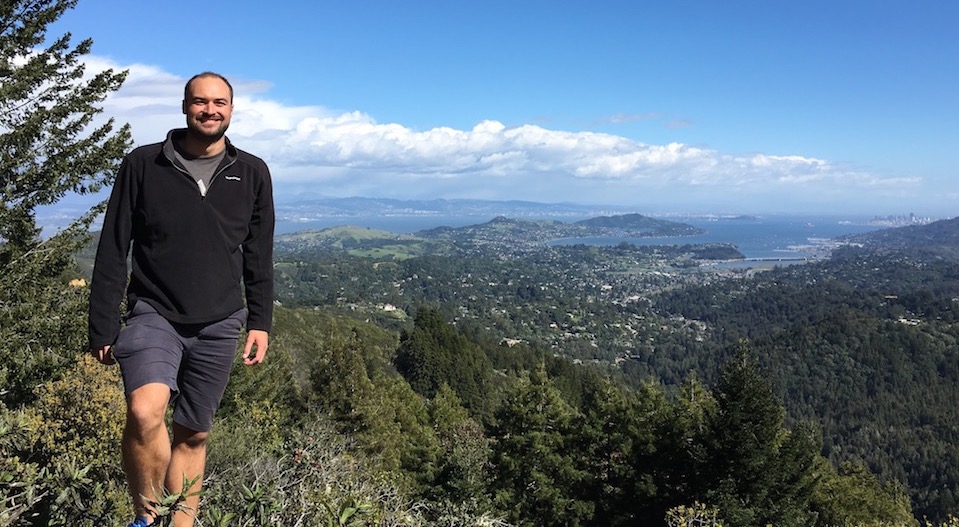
[863,212,937,227]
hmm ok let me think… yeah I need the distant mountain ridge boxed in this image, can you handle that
[275,196,635,223]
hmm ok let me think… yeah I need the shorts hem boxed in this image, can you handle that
[123,379,177,398]
[172,415,212,434]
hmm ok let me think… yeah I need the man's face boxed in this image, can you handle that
[182,76,233,141]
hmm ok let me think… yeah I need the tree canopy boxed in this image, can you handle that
[0,0,131,405]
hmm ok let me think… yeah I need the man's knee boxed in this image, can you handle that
[125,383,170,435]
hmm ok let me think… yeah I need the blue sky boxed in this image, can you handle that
[47,0,958,217]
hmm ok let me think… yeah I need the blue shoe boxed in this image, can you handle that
[126,517,151,527]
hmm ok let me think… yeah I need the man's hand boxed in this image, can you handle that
[243,329,269,366]
[91,345,115,365]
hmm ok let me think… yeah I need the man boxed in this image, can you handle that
[88,71,274,527]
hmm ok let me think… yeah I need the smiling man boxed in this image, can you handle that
[88,72,274,527]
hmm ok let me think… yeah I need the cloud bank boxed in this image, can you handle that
[92,59,922,214]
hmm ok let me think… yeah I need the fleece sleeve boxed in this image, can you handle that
[241,159,275,333]
[87,157,136,349]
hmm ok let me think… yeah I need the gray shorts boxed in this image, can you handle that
[112,300,247,432]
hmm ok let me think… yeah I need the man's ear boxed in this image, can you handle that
[182,100,188,115]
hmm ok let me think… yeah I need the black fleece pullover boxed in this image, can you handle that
[88,129,274,349]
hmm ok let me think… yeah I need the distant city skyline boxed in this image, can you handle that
[45,0,958,220]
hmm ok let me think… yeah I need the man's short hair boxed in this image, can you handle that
[184,71,234,102]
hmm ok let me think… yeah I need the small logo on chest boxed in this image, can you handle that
[224,175,241,181]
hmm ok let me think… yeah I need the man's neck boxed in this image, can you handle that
[179,132,227,158]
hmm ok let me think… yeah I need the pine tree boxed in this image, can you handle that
[702,342,819,526]
[576,378,659,526]
[702,344,785,525]
[0,0,131,405]
[491,363,594,526]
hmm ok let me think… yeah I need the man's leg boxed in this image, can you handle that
[122,382,172,521]
[166,422,209,527]
[165,307,246,525]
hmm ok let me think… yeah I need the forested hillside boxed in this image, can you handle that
[652,245,959,521]
[844,216,959,260]
[263,216,959,524]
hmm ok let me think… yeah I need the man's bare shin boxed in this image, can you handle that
[165,422,209,527]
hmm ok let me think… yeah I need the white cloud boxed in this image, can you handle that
[90,59,923,213]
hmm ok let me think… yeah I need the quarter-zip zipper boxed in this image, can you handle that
[167,151,237,199]
[205,156,237,197]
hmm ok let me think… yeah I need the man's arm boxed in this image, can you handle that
[241,157,274,364]
[88,156,137,359]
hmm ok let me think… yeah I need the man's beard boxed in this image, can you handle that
[187,118,230,142]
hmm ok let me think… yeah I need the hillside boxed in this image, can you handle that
[220,303,918,526]
[576,212,703,235]
[269,214,959,522]
[416,216,583,248]
[844,216,959,260]
[274,225,448,259]
[652,242,959,521]
[415,213,704,251]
